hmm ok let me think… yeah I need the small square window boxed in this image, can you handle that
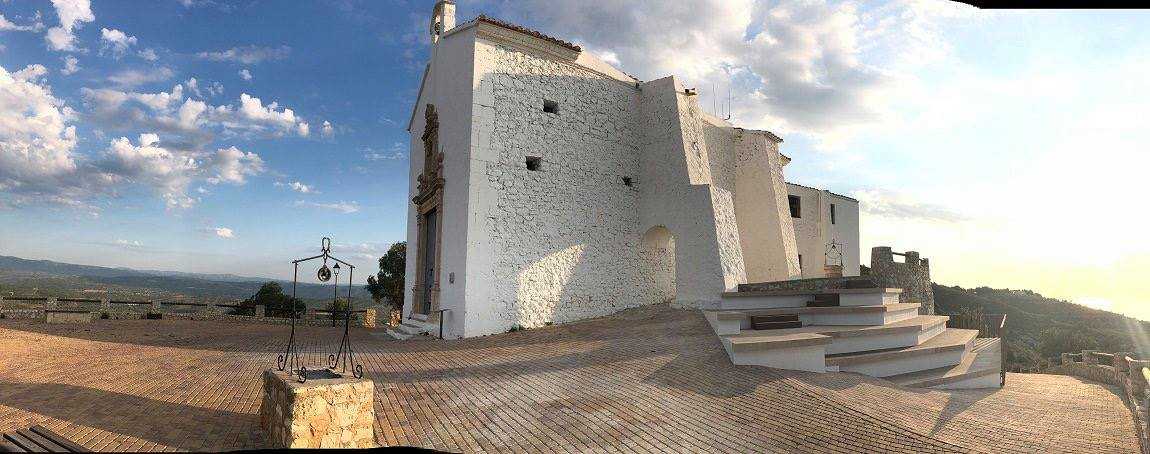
[830,203,836,225]
[622,177,633,187]
[788,195,801,218]
[526,156,542,171]
[543,99,559,114]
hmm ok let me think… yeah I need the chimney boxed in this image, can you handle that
[430,0,456,44]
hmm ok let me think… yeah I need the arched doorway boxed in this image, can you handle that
[639,226,676,305]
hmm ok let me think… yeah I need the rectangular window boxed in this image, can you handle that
[622,177,634,187]
[798,254,803,274]
[543,99,559,114]
[788,195,801,218]
[830,203,836,225]
[526,156,542,171]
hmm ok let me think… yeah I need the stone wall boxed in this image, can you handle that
[466,35,649,335]
[1045,350,1149,454]
[869,246,935,315]
[259,369,377,449]
[786,183,861,279]
[44,310,93,324]
[0,300,367,327]
[738,276,879,293]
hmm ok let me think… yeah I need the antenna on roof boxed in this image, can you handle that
[711,82,716,116]
[724,84,732,121]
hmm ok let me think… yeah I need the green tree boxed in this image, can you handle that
[240,282,306,317]
[325,298,349,326]
[365,242,405,308]
[1038,327,1098,359]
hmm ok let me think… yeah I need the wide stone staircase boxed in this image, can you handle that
[705,286,1003,389]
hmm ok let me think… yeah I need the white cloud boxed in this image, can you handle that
[114,238,145,250]
[46,0,95,52]
[197,45,290,64]
[363,142,406,161]
[237,93,310,137]
[99,136,266,209]
[277,180,316,194]
[238,69,252,81]
[82,86,311,145]
[99,28,138,58]
[479,0,967,146]
[211,227,234,238]
[205,146,264,185]
[295,200,360,214]
[0,64,79,190]
[853,188,967,223]
[107,67,176,88]
[102,134,200,209]
[138,48,158,61]
[321,120,334,137]
[60,56,80,75]
[0,13,44,32]
[185,77,223,98]
[1,64,274,211]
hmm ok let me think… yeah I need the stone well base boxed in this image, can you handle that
[259,369,378,448]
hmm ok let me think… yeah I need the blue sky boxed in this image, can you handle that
[1,1,1148,317]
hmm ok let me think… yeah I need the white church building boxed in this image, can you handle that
[400,1,860,340]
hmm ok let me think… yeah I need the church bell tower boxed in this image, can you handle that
[430,0,456,44]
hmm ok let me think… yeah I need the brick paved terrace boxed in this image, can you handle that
[0,304,1139,452]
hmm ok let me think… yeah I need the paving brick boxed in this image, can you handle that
[0,305,1139,452]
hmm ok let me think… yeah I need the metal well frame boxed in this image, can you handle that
[276,237,364,382]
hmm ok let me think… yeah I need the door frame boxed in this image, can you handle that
[411,104,444,318]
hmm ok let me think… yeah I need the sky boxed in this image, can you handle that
[0,1,1147,318]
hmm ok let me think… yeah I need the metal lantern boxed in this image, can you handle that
[276,236,364,382]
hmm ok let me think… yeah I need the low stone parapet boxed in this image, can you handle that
[259,369,377,448]
[44,309,93,324]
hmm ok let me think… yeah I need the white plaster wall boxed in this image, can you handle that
[403,27,477,339]
[638,76,747,310]
[828,195,861,276]
[787,183,825,278]
[784,184,861,278]
[733,131,800,283]
[463,37,648,337]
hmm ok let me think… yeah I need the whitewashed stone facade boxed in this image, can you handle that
[787,183,862,278]
[401,2,861,338]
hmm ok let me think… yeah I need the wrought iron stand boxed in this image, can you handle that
[277,237,364,382]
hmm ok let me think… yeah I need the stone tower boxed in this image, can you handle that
[869,246,935,315]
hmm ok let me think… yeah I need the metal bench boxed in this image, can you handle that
[0,425,89,452]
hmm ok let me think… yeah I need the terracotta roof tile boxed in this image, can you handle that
[471,14,582,52]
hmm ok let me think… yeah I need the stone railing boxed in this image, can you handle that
[0,295,386,329]
[1046,350,1150,454]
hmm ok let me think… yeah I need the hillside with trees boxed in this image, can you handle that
[933,284,1149,371]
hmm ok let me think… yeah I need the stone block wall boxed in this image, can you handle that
[468,36,650,334]
[869,246,935,315]
[259,369,377,449]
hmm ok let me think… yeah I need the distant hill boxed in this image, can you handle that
[933,284,1150,371]
[0,255,371,306]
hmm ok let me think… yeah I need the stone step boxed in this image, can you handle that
[728,315,949,356]
[885,338,1002,389]
[825,328,978,377]
[752,320,803,330]
[722,332,831,373]
[396,322,431,336]
[721,287,903,310]
[385,328,412,340]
